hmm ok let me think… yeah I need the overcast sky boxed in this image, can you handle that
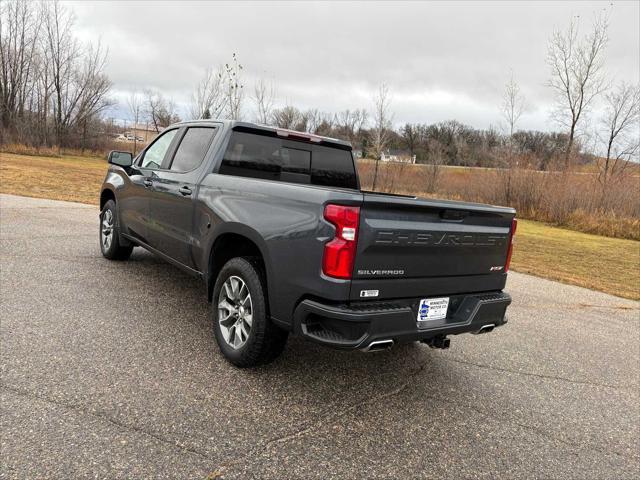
[68,0,639,132]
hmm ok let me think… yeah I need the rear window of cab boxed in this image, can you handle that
[219,130,358,190]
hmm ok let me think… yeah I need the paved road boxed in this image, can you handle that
[1,194,638,479]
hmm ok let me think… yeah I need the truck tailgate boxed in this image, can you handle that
[351,193,515,301]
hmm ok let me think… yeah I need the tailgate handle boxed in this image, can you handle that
[440,209,468,222]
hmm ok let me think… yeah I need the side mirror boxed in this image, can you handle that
[108,150,133,167]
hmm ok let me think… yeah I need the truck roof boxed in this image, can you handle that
[169,119,353,149]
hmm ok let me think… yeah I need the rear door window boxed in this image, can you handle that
[310,148,358,189]
[170,127,217,172]
[219,131,357,189]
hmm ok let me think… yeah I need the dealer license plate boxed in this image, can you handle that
[417,297,450,322]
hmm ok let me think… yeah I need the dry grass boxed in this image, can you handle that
[1,141,148,160]
[0,152,106,204]
[358,159,640,240]
[511,220,639,300]
[1,152,638,300]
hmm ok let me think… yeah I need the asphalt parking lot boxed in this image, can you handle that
[1,193,638,479]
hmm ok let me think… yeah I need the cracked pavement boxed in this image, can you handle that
[1,194,639,479]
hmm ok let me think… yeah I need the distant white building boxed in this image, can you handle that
[125,123,158,143]
[381,150,416,164]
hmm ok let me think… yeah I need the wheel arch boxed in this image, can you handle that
[206,225,273,307]
[100,188,116,211]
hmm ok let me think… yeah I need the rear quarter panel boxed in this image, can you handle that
[194,174,363,325]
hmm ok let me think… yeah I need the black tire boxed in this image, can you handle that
[212,257,288,367]
[100,199,133,260]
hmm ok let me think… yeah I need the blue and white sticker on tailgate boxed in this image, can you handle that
[417,297,450,322]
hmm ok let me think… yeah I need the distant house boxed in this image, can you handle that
[381,150,416,164]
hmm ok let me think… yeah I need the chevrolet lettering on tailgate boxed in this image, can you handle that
[374,231,508,247]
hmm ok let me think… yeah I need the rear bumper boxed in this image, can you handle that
[293,291,511,350]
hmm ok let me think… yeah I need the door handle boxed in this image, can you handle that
[143,179,153,187]
[179,186,192,196]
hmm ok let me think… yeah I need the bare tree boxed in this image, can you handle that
[296,110,310,132]
[74,42,113,151]
[40,1,112,146]
[223,53,243,120]
[190,66,226,120]
[253,76,275,125]
[501,73,526,137]
[127,90,143,154]
[347,109,368,150]
[31,45,54,145]
[144,89,179,133]
[401,123,419,159]
[304,108,321,133]
[41,0,79,145]
[0,0,113,149]
[271,105,302,130]
[306,110,336,135]
[500,73,526,170]
[74,43,112,119]
[597,82,639,189]
[371,82,393,190]
[353,109,367,135]
[144,89,161,131]
[336,109,367,143]
[424,139,445,193]
[547,13,609,169]
[0,0,42,129]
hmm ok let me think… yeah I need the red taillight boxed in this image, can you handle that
[322,204,360,279]
[505,218,517,272]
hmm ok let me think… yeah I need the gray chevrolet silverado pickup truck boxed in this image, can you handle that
[100,120,516,367]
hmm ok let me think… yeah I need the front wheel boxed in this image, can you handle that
[212,257,288,367]
[100,199,133,260]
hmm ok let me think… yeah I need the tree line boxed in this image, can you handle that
[0,0,111,149]
[1,0,638,188]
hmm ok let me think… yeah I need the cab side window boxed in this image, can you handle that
[140,129,177,169]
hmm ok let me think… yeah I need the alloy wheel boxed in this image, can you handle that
[218,275,253,349]
[101,209,114,251]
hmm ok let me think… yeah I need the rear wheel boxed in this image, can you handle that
[100,199,133,260]
[212,257,288,367]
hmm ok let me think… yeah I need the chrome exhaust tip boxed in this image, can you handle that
[361,339,394,352]
[473,324,496,334]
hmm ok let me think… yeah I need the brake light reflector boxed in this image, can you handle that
[276,129,322,143]
[322,204,360,279]
[505,218,517,272]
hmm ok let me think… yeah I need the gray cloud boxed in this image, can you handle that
[69,0,639,131]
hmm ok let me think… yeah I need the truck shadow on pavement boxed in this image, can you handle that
[125,248,460,402]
